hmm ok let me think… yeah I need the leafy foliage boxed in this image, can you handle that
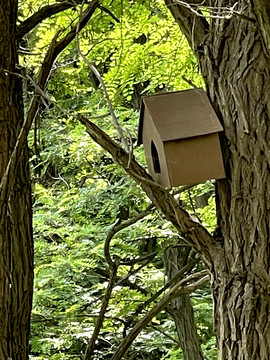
[19,0,217,358]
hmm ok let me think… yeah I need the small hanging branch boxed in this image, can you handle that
[75,3,130,153]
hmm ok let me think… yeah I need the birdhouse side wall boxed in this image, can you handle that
[142,108,171,188]
[164,133,226,187]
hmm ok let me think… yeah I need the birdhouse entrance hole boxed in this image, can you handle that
[151,141,161,173]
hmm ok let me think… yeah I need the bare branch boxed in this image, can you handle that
[84,262,119,360]
[78,114,221,267]
[172,1,238,20]
[181,74,199,88]
[132,259,199,319]
[104,204,155,268]
[111,270,209,360]
[83,204,155,358]
[18,0,84,39]
[94,268,148,295]
[121,251,157,266]
[87,112,110,119]
[98,5,120,23]
[84,255,155,311]
[75,25,130,152]
[114,257,155,289]
[149,324,180,345]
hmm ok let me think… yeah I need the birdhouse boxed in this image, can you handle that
[138,88,225,188]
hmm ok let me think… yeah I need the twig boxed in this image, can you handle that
[98,5,120,23]
[114,256,155,289]
[172,183,197,196]
[104,204,155,268]
[121,250,157,266]
[77,313,126,326]
[149,324,180,345]
[171,1,255,23]
[94,267,148,295]
[87,112,110,119]
[181,75,199,88]
[132,259,199,319]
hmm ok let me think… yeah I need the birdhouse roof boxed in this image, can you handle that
[138,88,223,145]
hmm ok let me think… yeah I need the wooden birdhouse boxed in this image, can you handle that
[138,88,225,188]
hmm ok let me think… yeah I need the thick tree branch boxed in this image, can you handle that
[26,0,98,136]
[18,0,84,39]
[78,114,221,268]
[149,324,180,345]
[111,270,209,360]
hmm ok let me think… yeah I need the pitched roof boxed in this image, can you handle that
[138,88,223,145]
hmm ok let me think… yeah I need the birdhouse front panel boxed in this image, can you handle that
[164,133,226,187]
[141,107,171,188]
[138,88,226,188]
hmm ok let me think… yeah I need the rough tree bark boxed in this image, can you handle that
[165,0,270,358]
[0,0,34,358]
[164,246,204,360]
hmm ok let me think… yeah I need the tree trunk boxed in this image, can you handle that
[209,17,270,359]
[0,0,34,358]
[165,1,270,358]
[164,246,204,360]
